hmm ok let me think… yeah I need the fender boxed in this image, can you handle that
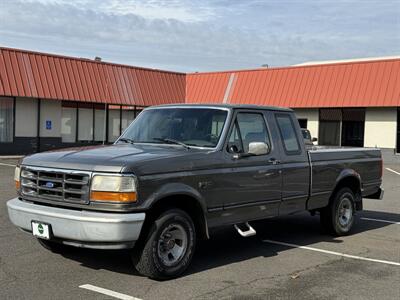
[142,182,210,238]
[141,182,205,209]
[331,168,362,200]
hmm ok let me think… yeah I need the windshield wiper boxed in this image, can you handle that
[153,138,191,149]
[117,137,135,144]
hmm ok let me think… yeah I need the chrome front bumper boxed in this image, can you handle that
[7,198,145,249]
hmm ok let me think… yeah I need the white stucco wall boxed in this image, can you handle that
[40,100,61,137]
[364,108,397,149]
[293,108,319,143]
[15,97,38,137]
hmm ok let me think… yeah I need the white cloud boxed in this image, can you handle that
[1,0,399,72]
[19,0,217,22]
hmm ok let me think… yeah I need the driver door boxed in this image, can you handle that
[221,110,282,223]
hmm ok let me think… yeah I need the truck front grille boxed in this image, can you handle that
[20,167,91,204]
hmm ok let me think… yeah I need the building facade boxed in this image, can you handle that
[1,47,399,157]
[0,47,185,154]
[186,58,400,158]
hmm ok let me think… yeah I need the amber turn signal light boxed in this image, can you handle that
[14,166,21,191]
[90,191,137,203]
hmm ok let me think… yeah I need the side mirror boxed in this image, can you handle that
[312,137,318,142]
[248,142,270,156]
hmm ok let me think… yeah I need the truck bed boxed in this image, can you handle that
[306,146,382,210]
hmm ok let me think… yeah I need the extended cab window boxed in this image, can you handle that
[227,113,271,153]
[275,114,301,154]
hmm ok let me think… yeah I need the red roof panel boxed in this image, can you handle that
[36,55,50,99]
[0,47,185,106]
[186,58,400,107]
[186,72,230,104]
[384,60,399,106]
[1,47,399,108]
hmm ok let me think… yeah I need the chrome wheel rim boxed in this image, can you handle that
[338,197,353,228]
[157,224,188,267]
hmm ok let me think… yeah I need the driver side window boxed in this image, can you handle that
[227,112,270,153]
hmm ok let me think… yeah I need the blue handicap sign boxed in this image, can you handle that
[46,120,52,130]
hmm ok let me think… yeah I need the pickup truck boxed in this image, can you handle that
[7,104,384,280]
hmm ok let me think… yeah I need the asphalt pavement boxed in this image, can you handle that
[0,158,399,300]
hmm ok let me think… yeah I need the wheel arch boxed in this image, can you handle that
[330,170,362,207]
[142,183,209,240]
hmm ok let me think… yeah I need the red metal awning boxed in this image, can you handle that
[186,58,400,107]
[1,47,399,108]
[0,47,185,106]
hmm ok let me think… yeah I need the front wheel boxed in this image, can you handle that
[320,187,355,236]
[132,209,196,280]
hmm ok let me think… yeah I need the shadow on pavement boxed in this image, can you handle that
[57,210,399,278]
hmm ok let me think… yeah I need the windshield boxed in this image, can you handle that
[119,108,229,148]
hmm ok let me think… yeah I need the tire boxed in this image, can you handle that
[132,209,196,280]
[37,238,71,253]
[320,187,355,236]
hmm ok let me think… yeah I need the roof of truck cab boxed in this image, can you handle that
[149,103,293,112]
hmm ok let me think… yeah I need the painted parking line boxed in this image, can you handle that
[360,217,400,225]
[0,162,16,167]
[79,284,142,300]
[385,168,400,175]
[263,239,400,267]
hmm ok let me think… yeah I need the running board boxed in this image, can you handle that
[234,222,256,237]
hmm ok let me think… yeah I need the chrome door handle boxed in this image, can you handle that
[268,158,281,165]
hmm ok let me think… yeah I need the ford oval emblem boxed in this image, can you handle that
[45,182,55,188]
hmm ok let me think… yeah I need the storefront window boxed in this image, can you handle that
[319,108,365,147]
[78,107,94,141]
[121,106,135,133]
[319,109,342,146]
[108,105,121,143]
[94,104,106,142]
[61,105,77,143]
[0,97,14,142]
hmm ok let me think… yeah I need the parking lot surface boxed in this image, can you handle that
[0,159,399,299]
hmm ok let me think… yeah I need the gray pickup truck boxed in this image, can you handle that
[7,104,383,280]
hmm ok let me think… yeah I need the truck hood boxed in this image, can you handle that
[21,144,218,175]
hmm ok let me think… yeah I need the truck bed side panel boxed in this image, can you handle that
[307,148,382,210]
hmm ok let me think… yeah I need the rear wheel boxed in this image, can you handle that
[132,209,196,280]
[320,187,355,236]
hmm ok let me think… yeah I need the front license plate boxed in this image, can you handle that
[32,221,50,239]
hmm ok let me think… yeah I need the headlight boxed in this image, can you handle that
[90,175,137,203]
[14,166,21,190]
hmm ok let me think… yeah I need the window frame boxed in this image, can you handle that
[227,119,245,153]
[275,113,302,155]
[61,105,77,143]
[121,106,232,150]
[225,110,273,155]
[0,96,15,143]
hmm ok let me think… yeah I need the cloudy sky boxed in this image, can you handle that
[1,0,399,72]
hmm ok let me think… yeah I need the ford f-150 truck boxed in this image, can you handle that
[7,104,384,280]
